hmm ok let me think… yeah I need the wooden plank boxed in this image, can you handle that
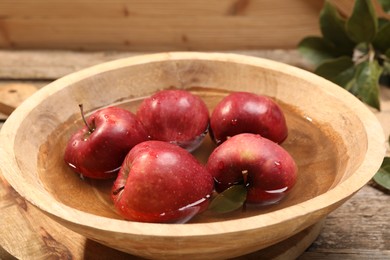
[0,0,322,18]
[0,16,320,50]
[300,249,390,260]
[0,83,38,115]
[0,49,312,80]
[0,0,323,50]
[4,0,388,51]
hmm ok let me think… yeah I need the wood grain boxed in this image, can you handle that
[0,83,37,115]
[0,0,323,50]
[0,49,312,80]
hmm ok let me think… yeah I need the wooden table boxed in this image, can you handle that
[1,50,389,259]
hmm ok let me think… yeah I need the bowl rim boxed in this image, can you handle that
[0,51,386,237]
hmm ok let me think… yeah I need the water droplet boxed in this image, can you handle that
[265,186,288,194]
[304,115,313,122]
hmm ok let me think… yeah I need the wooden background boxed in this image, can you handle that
[1,0,387,51]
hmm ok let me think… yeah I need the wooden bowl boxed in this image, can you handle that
[0,52,385,259]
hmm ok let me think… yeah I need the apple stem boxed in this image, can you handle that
[79,104,94,133]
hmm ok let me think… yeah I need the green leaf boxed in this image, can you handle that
[384,60,390,75]
[378,0,390,14]
[378,18,389,29]
[373,20,390,52]
[320,1,355,55]
[346,60,383,110]
[298,37,337,66]
[346,0,378,43]
[373,157,390,190]
[208,185,247,214]
[314,56,355,87]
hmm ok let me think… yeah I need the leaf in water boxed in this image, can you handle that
[373,157,390,190]
[378,0,390,14]
[298,37,337,66]
[320,1,355,55]
[373,20,390,53]
[314,56,355,87]
[208,185,247,214]
[346,0,378,43]
[346,60,383,110]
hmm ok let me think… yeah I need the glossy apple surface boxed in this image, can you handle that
[206,133,297,205]
[112,140,214,223]
[210,92,288,144]
[136,89,209,152]
[64,106,149,179]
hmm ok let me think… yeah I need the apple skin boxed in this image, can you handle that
[64,106,149,179]
[111,140,214,223]
[206,133,297,205]
[210,92,288,145]
[136,89,209,152]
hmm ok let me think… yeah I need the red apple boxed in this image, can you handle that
[206,133,297,205]
[64,105,149,179]
[210,92,288,145]
[111,140,214,223]
[136,89,209,152]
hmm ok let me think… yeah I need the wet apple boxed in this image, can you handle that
[112,141,214,223]
[136,89,209,152]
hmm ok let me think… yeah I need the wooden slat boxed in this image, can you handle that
[0,17,320,51]
[0,0,323,50]
[0,0,322,18]
[0,49,312,80]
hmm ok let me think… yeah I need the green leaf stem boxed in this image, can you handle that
[297,0,390,110]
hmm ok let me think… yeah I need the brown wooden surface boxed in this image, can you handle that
[2,0,388,52]
[0,0,324,51]
[0,50,389,259]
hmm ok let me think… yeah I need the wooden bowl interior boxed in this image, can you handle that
[1,53,382,259]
